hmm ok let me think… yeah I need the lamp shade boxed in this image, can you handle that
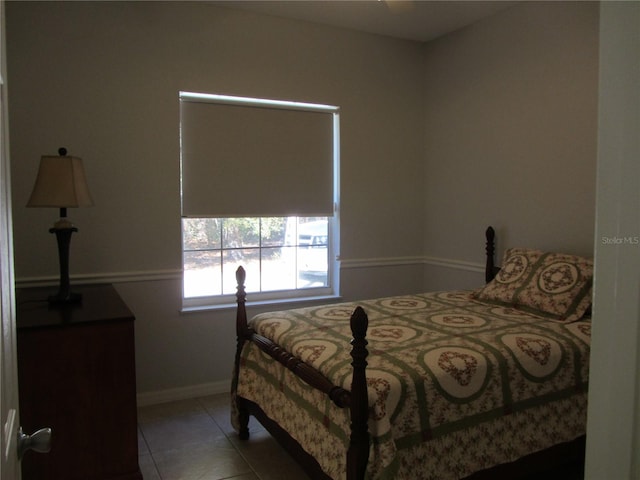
[26,152,94,208]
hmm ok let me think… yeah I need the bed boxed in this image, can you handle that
[231,227,592,479]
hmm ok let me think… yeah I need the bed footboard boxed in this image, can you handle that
[232,266,370,480]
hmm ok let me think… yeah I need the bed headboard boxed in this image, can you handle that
[485,226,500,283]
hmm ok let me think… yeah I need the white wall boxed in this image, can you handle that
[5,1,426,397]
[421,1,599,293]
[7,1,426,278]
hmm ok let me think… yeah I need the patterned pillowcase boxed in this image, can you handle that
[473,247,593,322]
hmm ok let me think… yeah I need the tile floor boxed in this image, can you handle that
[137,393,311,480]
[138,394,585,480]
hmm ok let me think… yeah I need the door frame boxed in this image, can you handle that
[0,0,21,476]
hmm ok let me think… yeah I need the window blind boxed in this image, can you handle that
[180,95,336,217]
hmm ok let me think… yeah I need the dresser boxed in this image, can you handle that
[16,284,142,480]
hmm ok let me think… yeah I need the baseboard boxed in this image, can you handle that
[136,379,230,407]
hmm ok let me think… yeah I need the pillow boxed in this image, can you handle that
[473,247,593,322]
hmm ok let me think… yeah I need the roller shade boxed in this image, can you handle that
[180,95,336,217]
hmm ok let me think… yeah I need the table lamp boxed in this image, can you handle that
[26,148,94,304]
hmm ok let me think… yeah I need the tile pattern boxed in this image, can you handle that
[137,394,311,480]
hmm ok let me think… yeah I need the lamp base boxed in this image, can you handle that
[48,222,81,306]
[48,291,82,305]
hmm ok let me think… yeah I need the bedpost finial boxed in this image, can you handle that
[350,306,369,339]
[485,226,497,283]
[236,266,246,287]
[486,226,495,241]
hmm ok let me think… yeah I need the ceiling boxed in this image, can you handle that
[212,1,517,43]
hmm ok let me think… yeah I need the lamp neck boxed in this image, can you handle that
[53,208,75,230]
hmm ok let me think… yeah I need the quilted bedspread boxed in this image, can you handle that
[233,290,590,479]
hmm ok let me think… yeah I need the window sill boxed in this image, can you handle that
[180,294,342,315]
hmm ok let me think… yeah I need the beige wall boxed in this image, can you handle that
[5,1,599,398]
[422,0,599,292]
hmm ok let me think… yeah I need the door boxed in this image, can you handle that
[0,0,21,477]
[584,2,640,478]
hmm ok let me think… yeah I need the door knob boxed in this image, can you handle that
[18,427,52,460]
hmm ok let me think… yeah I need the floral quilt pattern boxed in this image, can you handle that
[233,291,590,479]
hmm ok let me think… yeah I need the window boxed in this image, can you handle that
[183,216,330,297]
[180,92,339,308]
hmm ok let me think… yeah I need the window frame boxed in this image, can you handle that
[179,93,340,311]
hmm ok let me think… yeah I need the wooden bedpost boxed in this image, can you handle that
[235,266,250,338]
[233,266,251,440]
[347,306,369,480]
[485,226,497,283]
